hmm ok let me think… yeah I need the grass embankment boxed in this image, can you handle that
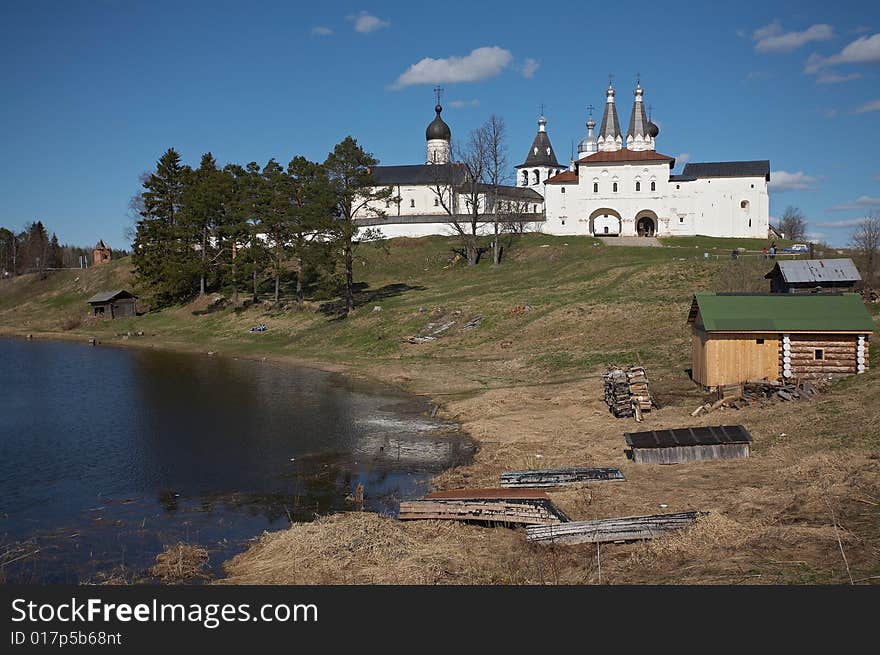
[2,234,878,585]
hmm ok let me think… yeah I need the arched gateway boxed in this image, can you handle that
[635,210,659,237]
[589,208,622,236]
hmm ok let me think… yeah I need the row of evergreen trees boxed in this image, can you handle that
[132,136,391,312]
[0,221,107,278]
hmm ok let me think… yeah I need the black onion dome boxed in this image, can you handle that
[426,104,451,141]
[647,121,659,138]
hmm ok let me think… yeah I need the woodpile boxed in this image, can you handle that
[692,379,824,415]
[500,467,625,488]
[603,365,653,420]
[526,511,703,545]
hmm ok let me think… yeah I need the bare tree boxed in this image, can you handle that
[482,115,508,266]
[776,206,807,241]
[849,210,880,286]
[429,117,515,266]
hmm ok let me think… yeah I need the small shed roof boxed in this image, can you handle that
[689,292,875,333]
[625,425,752,449]
[87,289,137,304]
[764,258,861,284]
[682,160,770,180]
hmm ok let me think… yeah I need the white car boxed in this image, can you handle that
[786,243,809,253]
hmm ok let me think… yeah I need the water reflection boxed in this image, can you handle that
[0,339,474,583]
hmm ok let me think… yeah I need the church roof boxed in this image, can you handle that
[576,149,675,165]
[369,163,466,186]
[517,128,560,169]
[545,170,578,184]
[598,87,622,142]
[426,105,451,141]
[626,85,650,139]
[682,161,770,180]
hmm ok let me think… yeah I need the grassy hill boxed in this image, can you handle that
[2,234,878,585]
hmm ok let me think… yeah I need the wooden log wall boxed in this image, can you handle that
[780,334,866,378]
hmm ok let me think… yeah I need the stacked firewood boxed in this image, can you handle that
[692,379,825,415]
[603,365,653,420]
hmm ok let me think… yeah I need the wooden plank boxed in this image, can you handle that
[500,467,625,488]
[425,488,549,500]
[399,499,566,526]
[526,511,703,545]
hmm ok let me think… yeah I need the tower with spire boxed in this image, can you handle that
[597,79,623,152]
[426,87,451,164]
[578,105,598,159]
[626,78,658,151]
[516,110,562,187]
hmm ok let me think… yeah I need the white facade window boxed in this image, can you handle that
[410,199,415,208]
[434,198,439,207]
[561,187,565,194]
[635,181,641,192]
[593,182,598,193]
[533,170,540,185]
[521,171,528,186]
[650,181,656,191]
[740,200,749,210]
[612,182,618,192]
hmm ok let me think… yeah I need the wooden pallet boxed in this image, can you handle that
[399,498,568,526]
[526,511,703,545]
[500,467,625,488]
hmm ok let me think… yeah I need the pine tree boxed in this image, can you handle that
[324,137,391,314]
[48,233,62,268]
[181,152,225,296]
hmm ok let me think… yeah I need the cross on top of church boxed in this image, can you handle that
[586,104,595,117]
[636,72,641,85]
[608,73,614,86]
[433,86,443,105]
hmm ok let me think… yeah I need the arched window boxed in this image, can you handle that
[650,181,656,191]
[635,181,641,192]
[434,197,439,207]
[521,170,528,186]
[561,187,566,194]
[410,198,415,208]
[612,182,618,193]
[593,182,598,193]
[533,170,540,185]
[740,200,750,210]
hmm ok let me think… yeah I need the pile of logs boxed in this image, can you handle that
[398,488,570,526]
[603,365,653,420]
[500,467,625,488]
[692,379,824,415]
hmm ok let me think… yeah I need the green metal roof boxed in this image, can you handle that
[690,293,876,333]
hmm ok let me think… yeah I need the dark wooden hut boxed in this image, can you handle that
[625,425,753,464]
[87,289,137,318]
[765,258,860,294]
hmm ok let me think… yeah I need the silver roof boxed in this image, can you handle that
[626,85,649,139]
[598,87,621,141]
[87,289,136,303]
[770,259,861,284]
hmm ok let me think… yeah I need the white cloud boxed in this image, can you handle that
[805,32,880,73]
[805,231,827,241]
[521,58,540,79]
[855,99,880,113]
[769,170,819,191]
[675,153,691,170]
[347,11,389,34]
[816,72,861,83]
[828,196,880,211]
[753,20,834,53]
[822,108,839,118]
[448,99,480,108]
[392,46,514,88]
[311,26,333,36]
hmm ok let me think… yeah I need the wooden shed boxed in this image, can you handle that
[765,258,861,294]
[625,425,753,464]
[689,292,874,389]
[87,289,137,318]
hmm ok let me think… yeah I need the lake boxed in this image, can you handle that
[0,338,474,583]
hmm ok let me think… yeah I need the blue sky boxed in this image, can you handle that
[1,0,878,247]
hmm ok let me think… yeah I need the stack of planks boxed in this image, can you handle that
[500,467,625,488]
[398,488,569,526]
[525,511,703,545]
[603,365,653,420]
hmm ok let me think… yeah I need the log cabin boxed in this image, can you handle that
[688,292,874,389]
[87,289,137,319]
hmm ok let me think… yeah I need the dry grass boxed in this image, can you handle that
[150,543,211,583]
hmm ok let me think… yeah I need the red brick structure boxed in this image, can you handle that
[93,239,112,266]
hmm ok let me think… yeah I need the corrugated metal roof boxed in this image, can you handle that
[682,160,770,180]
[87,289,136,303]
[689,292,875,332]
[766,258,861,284]
[625,425,752,449]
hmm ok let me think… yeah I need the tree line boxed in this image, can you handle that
[0,221,126,279]
[131,136,390,313]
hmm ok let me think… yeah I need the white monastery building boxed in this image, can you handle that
[356,81,770,239]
